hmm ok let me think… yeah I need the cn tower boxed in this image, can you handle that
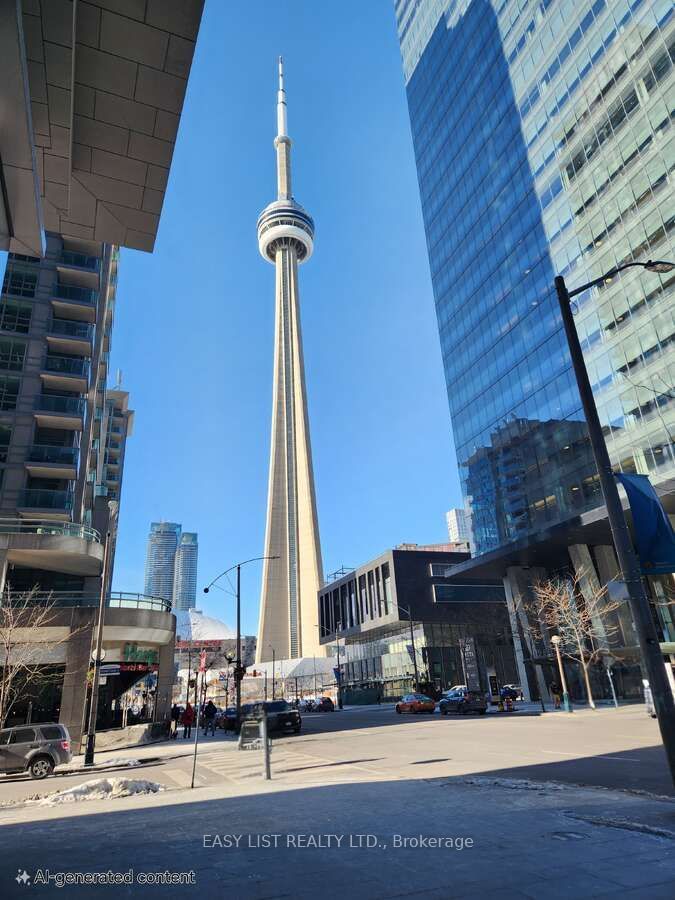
[255,59,324,663]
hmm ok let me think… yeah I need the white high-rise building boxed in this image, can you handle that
[446,508,469,544]
[256,59,324,663]
[173,533,198,611]
[144,522,181,603]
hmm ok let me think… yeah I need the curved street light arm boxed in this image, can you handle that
[567,259,674,299]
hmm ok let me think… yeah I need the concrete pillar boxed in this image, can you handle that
[0,548,8,597]
[594,544,637,647]
[568,544,609,643]
[155,638,175,723]
[504,567,549,702]
[503,574,531,701]
[59,608,95,753]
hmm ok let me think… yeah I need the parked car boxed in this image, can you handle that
[439,689,487,715]
[395,693,436,714]
[0,723,72,779]
[240,700,301,734]
[216,707,238,731]
[316,696,334,712]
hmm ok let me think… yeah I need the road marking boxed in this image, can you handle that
[163,768,196,787]
[595,756,640,762]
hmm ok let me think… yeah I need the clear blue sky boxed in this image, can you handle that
[8,1,464,634]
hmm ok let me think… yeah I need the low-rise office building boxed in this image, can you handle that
[318,544,518,702]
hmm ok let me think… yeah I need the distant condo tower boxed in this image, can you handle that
[256,59,324,663]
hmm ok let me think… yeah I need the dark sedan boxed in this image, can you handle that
[439,689,487,715]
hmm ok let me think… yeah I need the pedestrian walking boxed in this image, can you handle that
[170,703,181,739]
[550,682,562,709]
[182,702,195,738]
[203,700,217,736]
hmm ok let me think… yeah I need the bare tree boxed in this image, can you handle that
[529,570,623,709]
[0,590,78,727]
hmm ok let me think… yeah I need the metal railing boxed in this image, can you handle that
[0,519,100,541]
[17,489,74,511]
[49,318,93,340]
[34,394,86,416]
[59,251,99,271]
[44,355,90,377]
[53,283,96,304]
[4,591,171,613]
[27,445,78,465]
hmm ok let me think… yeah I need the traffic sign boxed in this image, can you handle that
[100,664,120,677]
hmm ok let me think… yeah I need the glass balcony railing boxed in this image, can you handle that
[34,395,86,416]
[44,355,89,377]
[17,489,73,511]
[9,591,171,613]
[28,445,79,466]
[0,518,100,542]
[53,283,97,304]
[59,251,100,271]
[49,319,93,340]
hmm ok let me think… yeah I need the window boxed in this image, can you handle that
[9,728,36,744]
[0,301,32,334]
[382,563,392,615]
[0,425,11,462]
[2,264,37,298]
[39,726,62,740]
[0,376,20,410]
[0,339,26,371]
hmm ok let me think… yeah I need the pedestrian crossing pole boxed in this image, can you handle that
[190,651,206,789]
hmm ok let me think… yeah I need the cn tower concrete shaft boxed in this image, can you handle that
[255,59,324,663]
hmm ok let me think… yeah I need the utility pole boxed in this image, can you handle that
[84,501,118,765]
[556,266,675,784]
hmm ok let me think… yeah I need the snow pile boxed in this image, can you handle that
[35,777,163,806]
[457,776,568,792]
[64,757,141,772]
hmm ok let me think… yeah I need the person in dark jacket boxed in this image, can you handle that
[203,700,217,736]
[170,703,181,739]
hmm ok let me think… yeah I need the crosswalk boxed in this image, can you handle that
[161,746,390,789]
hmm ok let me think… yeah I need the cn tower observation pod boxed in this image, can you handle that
[257,199,315,263]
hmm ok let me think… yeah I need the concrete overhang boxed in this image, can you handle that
[0,0,45,256]
[1,531,103,575]
[444,476,675,582]
[2,0,205,254]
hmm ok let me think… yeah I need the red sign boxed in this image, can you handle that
[199,650,206,673]
[120,663,158,673]
[176,640,222,649]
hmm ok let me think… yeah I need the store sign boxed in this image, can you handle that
[175,639,222,649]
[123,643,159,665]
[120,662,158,673]
[459,637,481,691]
[100,664,120,677]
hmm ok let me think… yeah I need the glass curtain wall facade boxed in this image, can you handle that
[396,0,674,555]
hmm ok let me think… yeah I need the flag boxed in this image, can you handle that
[615,473,675,575]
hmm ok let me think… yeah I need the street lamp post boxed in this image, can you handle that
[555,258,675,781]
[550,635,571,713]
[335,623,343,709]
[84,501,118,766]
[203,555,278,724]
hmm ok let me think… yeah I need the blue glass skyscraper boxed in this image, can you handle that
[396,0,674,556]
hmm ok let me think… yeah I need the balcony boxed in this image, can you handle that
[47,318,93,357]
[0,518,99,541]
[34,394,85,430]
[26,445,78,480]
[17,489,73,521]
[42,354,89,392]
[57,251,100,290]
[51,283,97,324]
[0,518,103,575]
[12,591,171,613]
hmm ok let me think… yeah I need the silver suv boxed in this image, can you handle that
[0,723,72,778]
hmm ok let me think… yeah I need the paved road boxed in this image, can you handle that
[0,703,670,806]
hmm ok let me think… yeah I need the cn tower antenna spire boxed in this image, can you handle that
[277,55,288,139]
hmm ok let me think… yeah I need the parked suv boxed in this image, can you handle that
[0,723,72,779]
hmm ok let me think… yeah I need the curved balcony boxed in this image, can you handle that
[12,591,171,613]
[0,519,100,542]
